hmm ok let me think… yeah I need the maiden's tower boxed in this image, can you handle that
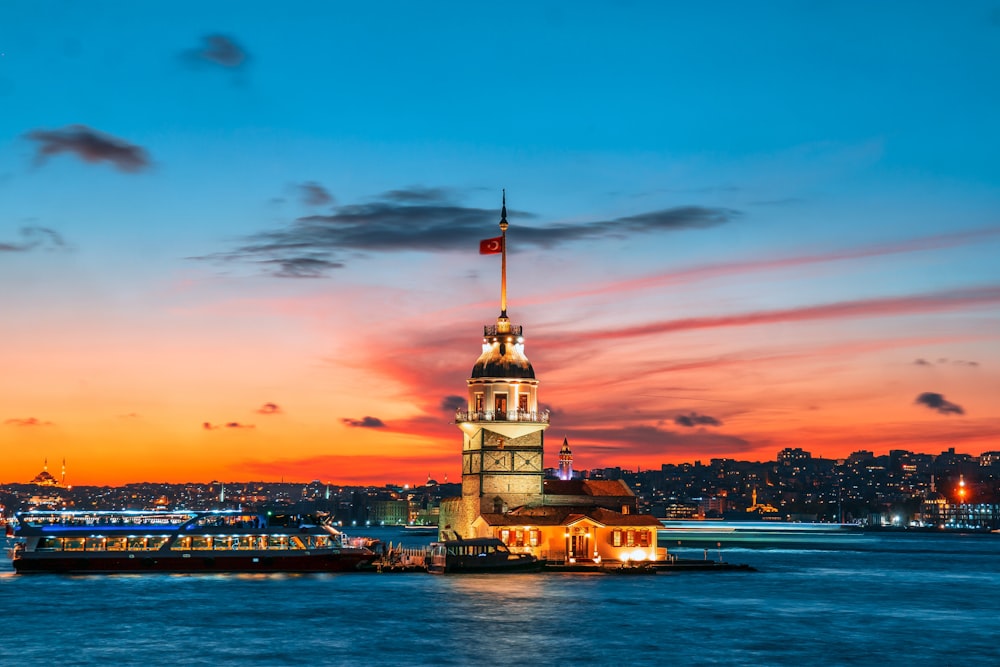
[439,196,663,565]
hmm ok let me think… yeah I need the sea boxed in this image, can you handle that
[2,527,998,667]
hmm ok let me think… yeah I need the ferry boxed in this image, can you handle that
[426,537,541,574]
[658,519,865,548]
[9,510,377,574]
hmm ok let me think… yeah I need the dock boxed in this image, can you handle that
[364,543,755,574]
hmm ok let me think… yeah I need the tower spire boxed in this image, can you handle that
[499,189,509,318]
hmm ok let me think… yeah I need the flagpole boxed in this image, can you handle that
[500,189,508,317]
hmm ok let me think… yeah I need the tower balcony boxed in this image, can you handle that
[483,324,523,337]
[455,409,549,424]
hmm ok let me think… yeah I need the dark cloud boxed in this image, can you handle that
[342,416,386,428]
[299,182,334,207]
[914,357,979,368]
[24,125,150,172]
[183,34,249,68]
[381,186,454,203]
[0,226,66,252]
[203,421,255,430]
[264,257,346,279]
[255,402,283,415]
[915,392,965,416]
[208,187,739,277]
[440,395,466,412]
[673,412,723,428]
[569,425,753,455]
[5,417,54,427]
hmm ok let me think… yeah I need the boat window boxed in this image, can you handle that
[268,536,288,550]
[289,536,306,550]
[147,537,169,550]
[85,538,105,551]
[38,537,61,551]
[106,537,127,551]
[171,536,192,551]
[63,537,85,551]
[190,536,211,550]
[127,537,147,551]
[310,535,330,549]
[213,537,233,550]
[231,536,253,550]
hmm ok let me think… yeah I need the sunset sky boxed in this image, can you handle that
[2,2,999,486]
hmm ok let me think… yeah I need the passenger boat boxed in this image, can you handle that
[10,510,377,574]
[426,537,541,574]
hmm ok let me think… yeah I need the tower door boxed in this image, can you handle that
[494,395,507,419]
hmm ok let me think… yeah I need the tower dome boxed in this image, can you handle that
[470,327,535,379]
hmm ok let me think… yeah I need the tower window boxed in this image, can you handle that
[494,395,507,416]
[475,394,484,412]
[518,393,528,412]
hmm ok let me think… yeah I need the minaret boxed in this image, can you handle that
[445,193,550,537]
[61,458,66,486]
[558,438,573,480]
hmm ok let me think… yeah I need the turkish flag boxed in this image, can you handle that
[479,236,504,254]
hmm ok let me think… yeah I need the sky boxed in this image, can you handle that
[2,2,999,486]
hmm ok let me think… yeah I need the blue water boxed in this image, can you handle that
[2,529,998,666]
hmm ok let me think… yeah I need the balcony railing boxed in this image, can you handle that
[455,409,549,424]
[483,324,523,336]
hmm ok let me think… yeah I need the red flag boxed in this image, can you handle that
[479,236,503,255]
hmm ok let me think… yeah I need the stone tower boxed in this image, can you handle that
[440,194,550,538]
[558,438,573,480]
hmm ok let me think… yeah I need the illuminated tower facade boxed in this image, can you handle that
[558,438,573,480]
[442,195,550,537]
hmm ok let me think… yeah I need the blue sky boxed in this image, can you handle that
[2,2,999,484]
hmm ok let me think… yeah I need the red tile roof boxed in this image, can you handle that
[543,479,635,497]
[477,505,660,528]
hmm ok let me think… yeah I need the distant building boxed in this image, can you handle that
[777,448,811,466]
[29,458,64,488]
[557,438,574,480]
[369,499,409,525]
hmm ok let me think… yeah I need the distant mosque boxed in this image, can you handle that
[29,458,66,487]
[439,196,663,563]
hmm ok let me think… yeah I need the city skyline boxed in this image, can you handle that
[3,3,999,485]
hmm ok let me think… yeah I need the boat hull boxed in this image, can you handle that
[13,550,376,574]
